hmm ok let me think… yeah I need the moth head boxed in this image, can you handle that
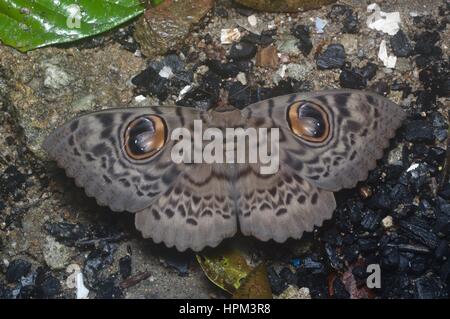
[287,101,330,143]
[124,115,167,160]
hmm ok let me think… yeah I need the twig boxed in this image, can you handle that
[119,271,152,289]
[75,233,129,247]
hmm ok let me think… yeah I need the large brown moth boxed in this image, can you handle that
[43,89,405,251]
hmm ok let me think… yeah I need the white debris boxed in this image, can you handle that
[75,272,89,299]
[267,21,276,30]
[159,66,174,79]
[315,17,327,33]
[382,216,394,229]
[134,95,147,102]
[236,72,247,85]
[220,28,241,44]
[278,64,287,79]
[378,40,397,68]
[177,85,192,101]
[276,285,311,299]
[247,14,257,27]
[66,264,89,299]
[134,49,142,57]
[407,163,419,172]
[366,3,401,35]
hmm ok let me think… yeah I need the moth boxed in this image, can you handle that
[43,89,405,251]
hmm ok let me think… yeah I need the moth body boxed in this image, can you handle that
[43,89,405,251]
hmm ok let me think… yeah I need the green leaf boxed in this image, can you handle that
[0,0,146,52]
[196,248,252,294]
[197,246,272,298]
[232,263,272,299]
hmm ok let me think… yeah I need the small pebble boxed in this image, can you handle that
[236,72,247,85]
[316,44,346,70]
[382,216,394,229]
[119,255,132,279]
[404,120,435,143]
[339,69,366,89]
[221,28,241,44]
[390,30,413,57]
[229,42,257,60]
[247,15,257,27]
[291,24,313,56]
[276,285,311,299]
[6,259,31,283]
[359,186,373,199]
[256,45,279,68]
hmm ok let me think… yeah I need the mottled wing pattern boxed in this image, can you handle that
[44,107,239,251]
[44,89,405,251]
[242,89,406,191]
[234,163,336,243]
[43,107,201,213]
[135,163,238,251]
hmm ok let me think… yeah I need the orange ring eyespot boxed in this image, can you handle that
[287,101,330,143]
[124,115,166,160]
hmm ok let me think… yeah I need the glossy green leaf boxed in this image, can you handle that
[0,0,146,52]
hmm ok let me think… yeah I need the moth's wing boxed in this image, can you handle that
[44,107,238,251]
[235,163,336,243]
[135,163,238,252]
[233,113,336,243]
[235,89,405,242]
[43,106,200,213]
[242,89,406,191]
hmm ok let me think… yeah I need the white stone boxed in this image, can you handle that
[248,15,257,27]
[134,95,147,102]
[43,236,72,270]
[382,216,394,229]
[315,17,327,33]
[66,264,89,299]
[236,72,247,85]
[221,28,241,44]
[387,143,404,166]
[407,163,419,172]
[159,66,174,79]
[276,285,311,299]
[75,272,89,299]
[177,85,193,101]
[378,40,397,68]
